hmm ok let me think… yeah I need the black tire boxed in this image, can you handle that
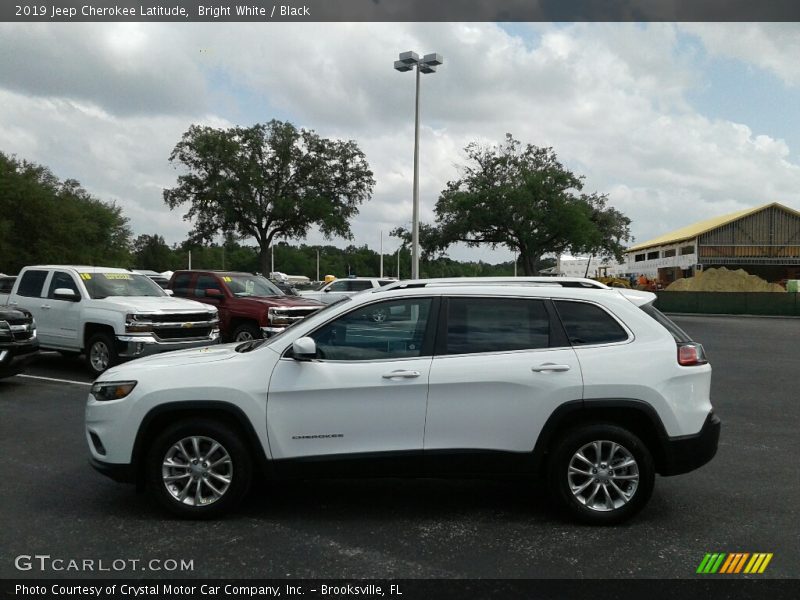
[547,423,655,525]
[146,418,252,519]
[232,323,262,343]
[85,332,118,376]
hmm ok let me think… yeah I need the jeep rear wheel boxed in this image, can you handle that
[146,419,251,519]
[548,424,654,525]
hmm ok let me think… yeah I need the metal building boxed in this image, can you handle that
[625,202,800,285]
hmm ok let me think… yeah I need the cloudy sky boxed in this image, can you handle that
[2,22,800,262]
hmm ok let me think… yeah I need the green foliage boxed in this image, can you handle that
[163,120,376,276]
[427,135,631,275]
[0,152,131,274]
[132,234,174,272]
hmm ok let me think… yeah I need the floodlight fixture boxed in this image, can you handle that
[393,50,444,279]
[398,51,419,65]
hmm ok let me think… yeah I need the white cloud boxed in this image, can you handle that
[2,22,800,265]
[681,23,800,87]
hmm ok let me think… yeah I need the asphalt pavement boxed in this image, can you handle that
[0,316,797,579]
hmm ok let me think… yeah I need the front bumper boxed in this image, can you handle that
[0,342,39,377]
[89,456,135,484]
[116,330,220,359]
[660,411,721,476]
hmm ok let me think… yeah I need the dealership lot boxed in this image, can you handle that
[0,316,797,579]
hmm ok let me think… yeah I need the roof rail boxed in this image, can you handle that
[378,276,610,291]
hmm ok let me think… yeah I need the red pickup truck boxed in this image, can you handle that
[168,271,324,342]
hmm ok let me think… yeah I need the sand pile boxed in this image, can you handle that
[665,267,784,292]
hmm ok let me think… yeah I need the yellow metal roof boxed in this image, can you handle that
[627,202,800,253]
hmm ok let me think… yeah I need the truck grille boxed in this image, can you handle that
[2,316,34,342]
[153,313,214,323]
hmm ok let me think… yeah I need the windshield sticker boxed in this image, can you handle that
[223,276,232,282]
[79,273,92,280]
[102,273,132,280]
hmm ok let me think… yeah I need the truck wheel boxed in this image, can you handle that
[146,418,252,519]
[547,423,655,525]
[232,323,261,342]
[85,332,118,376]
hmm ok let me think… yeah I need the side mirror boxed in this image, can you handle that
[54,288,79,301]
[205,288,223,298]
[292,337,317,361]
[323,288,331,292]
[164,289,175,296]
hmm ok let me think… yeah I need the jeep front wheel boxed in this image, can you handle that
[146,419,251,519]
[548,423,655,525]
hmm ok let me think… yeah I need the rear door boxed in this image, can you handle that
[424,296,583,457]
[9,269,50,340]
[39,270,83,348]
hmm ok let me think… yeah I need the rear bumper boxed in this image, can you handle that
[660,411,721,476]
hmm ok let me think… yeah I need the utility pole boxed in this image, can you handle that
[396,247,401,279]
[380,231,384,278]
[316,249,320,282]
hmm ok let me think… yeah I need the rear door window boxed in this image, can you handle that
[171,273,193,297]
[444,297,550,355]
[16,270,48,298]
[554,300,629,345]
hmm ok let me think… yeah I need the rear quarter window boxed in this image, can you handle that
[554,300,629,346]
[640,304,691,343]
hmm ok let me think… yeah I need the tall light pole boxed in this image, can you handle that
[394,50,443,280]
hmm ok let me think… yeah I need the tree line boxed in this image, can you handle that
[1,121,629,278]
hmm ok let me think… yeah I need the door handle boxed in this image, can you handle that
[40,304,51,310]
[382,370,421,379]
[531,363,571,373]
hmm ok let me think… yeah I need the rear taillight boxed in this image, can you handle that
[677,342,708,366]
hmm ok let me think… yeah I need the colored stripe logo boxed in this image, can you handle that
[697,553,773,574]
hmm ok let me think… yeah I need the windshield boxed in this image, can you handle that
[227,274,283,297]
[83,272,166,299]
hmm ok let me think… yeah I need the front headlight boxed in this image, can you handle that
[125,313,153,333]
[90,381,138,401]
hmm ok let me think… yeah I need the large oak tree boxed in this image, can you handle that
[163,120,375,275]
[428,135,631,275]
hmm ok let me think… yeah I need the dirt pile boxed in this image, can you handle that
[665,267,784,292]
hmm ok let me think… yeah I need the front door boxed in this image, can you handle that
[267,296,437,464]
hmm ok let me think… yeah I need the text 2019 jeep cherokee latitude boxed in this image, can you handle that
[85,278,719,524]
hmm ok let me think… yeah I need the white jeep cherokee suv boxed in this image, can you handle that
[86,278,719,524]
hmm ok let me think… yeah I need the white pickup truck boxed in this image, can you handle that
[299,277,396,305]
[6,266,220,375]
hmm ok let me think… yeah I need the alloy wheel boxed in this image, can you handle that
[567,439,639,512]
[162,436,233,507]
